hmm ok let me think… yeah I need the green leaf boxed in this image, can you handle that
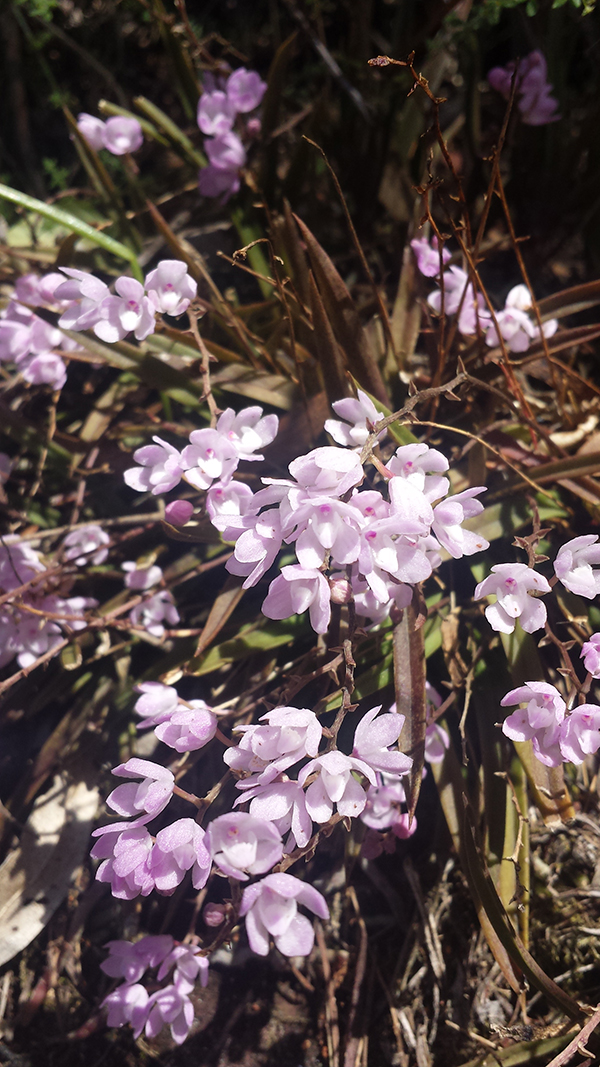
[0,182,142,276]
[191,618,305,675]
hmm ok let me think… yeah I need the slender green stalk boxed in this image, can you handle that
[0,182,143,280]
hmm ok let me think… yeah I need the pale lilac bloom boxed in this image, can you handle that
[18,351,67,390]
[55,268,111,331]
[198,164,241,200]
[289,497,363,570]
[246,117,261,137]
[134,681,180,727]
[240,780,312,850]
[129,589,179,638]
[207,812,283,880]
[102,983,150,1036]
[388,443,449,503]
[287,447,364,499]
[107,757,175,820]
[94,276,155,343]
[474,562,551,634]
[14,274,44,307]
[101,935,173,983]
[358,527,430,602]
[431,487,489,558]
[207,481,257,541]
[150,819,211,892]
[261,565,331,634]
[121,561,163,590]
[158,944,209,993]
[299,750,376,822]
[227,511,283,588]
[501,681,565,767]
[0,541,45,592]
[216,406,279,460]
[227,706,322,783]
[554,535,600,599]
[428,266,491,337]
[102,116,144,155]
[62,524,110,566]
[92,825,156,899]
[144,984,194,1045]
[76,113,106,151]
[197,90,236,135]
[145,260,197,316]
[15,272,66,307]
[324,389,386,448]
[352,573,412,623]
[226,68,267,113]
[181,428,239,491]
[0,302,34,361]
[154,700,217,752]
[7,593,96,669]
[124,436,185,494]
[165,499,194,525]
[560,706,600,764]
[581,634,600,678]
[488,52,560,126]
[360,781,413,836]
[485,285,557,353]
[206,131,246,171]
[24,315,63,355]
[424,722,450,764]
[352,705,413,777]
[240,873,328,958]
[410,235,451,278]
[427,265,470,316]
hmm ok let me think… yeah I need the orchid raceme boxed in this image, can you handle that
[412,236,557,349]
[79,389,600,1048]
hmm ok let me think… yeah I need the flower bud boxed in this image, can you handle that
[329,576,352,604]
[203,903,227,927]
[165,500,194,525]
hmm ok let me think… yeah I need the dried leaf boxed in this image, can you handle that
[292,214,389,403]
[212,363,295,409]
[390,240,422,375]
[308,271,350,403]
[463,805,584,1021]
[189,576,245,669]
[0,773,99,967]
[537,279,600,321]
[429,735,523,995]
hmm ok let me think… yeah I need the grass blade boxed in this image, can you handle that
[0,182,141,274]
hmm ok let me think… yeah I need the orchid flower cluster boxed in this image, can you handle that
[0,519,182,672]
[62,523,181,638]
[0,272,80,390]
[411,235,558,352]
[76,113,144,155]
[500,680,600,768]
[92,677,424,1042]
[474,539,600,766]
[124,394,491,632]
[197,67,267,200]
[0,539,97,669]
[488,50,560,127]
[0,260,197,391]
